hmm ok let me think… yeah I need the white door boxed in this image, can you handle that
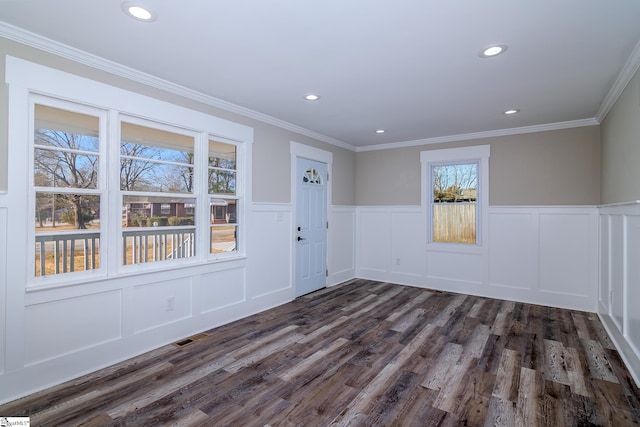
[295,158,327,297]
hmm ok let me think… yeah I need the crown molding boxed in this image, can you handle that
[596,38,640,123]
[356,118,599,152]
[1,20,630,155]
[0,22,357,152]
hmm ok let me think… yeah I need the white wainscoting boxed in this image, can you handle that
[25,290,123,366]
[356,205,599,312]
[247,203,294,302]
[0,198,8,377]
[247,203,356,292]
[328,206,356,286]
[2,260,256,404]
[599,202,640,387]
[132,278,193,334]
[490,207,598,310]
[0,202,356,404]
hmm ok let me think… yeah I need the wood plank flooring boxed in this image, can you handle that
[2,279,639,426]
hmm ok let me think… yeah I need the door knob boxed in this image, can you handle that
[297,236,305,241]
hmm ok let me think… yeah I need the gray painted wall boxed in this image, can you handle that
[1,36,613,208]
[0,38,356,205]
[601,66,640,205]
[356,126,601,206]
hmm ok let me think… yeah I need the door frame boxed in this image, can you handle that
[290,141,333,299]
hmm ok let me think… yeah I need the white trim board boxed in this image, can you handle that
[598,201,640,388]
[356,120,599,152]
[596,38,640,123]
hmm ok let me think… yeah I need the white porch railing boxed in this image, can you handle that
[35,231,100,276]
[122,227,196,265]
[35,227,196,276]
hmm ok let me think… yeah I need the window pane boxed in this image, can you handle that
[122,195,196,265]
[35,192,100,277]
[121,122,194,153]
[210,198,238,254]
[34,105,100,190]
[120,122,195,193]
[208,142,238,253]
[120,160,194,192]
[35,104,100,145]
[210,226,238,253]
[302,167,322,184]
[208,169,236,195]
[209,140,236,169]
[208,139,236,195]
[122,195,196,228]
[34,148,99,189]
[432,163,478,244]
[210,198,238,224]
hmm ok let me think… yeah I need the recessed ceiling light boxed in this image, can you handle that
[122,2,156,21]
[503,109,520,115]
[375,129,385,134]
[479,44,508,58]
[304,94,320,101]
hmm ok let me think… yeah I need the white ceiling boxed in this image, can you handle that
[2,0,640,150]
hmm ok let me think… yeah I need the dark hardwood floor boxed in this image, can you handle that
[2,279,639,426]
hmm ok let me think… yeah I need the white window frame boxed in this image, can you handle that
[421,145,490,254]
[116,114,203,273]
[207,135,245,260]
[29,95,109,283]
[6,56,253,289]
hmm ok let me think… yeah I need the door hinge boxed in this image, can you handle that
[326,268,328,277]
[327,172,329,182]
[327,221,329,229]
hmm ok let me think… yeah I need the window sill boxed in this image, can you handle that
[426,243,485,255]
[26,255,248,295]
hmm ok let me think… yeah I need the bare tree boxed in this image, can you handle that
[166,152,194,193]
[34,171,51,228]
[432,163,477,202]
[34,130,98,229]
[120,142,161,191]
[433,166,447,202]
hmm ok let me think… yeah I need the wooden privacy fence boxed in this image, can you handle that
[433,202,476,243]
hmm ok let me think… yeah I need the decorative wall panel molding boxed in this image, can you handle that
[356,205,598,312]
[599,201,640,387]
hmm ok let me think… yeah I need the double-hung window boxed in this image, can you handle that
[33,100,106,277]
[6,57,252,288]
[120,119,198,266]
[431,162,479,244]
[27,93,248,284]
[421,145,490,248]
[208,139,239,254]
